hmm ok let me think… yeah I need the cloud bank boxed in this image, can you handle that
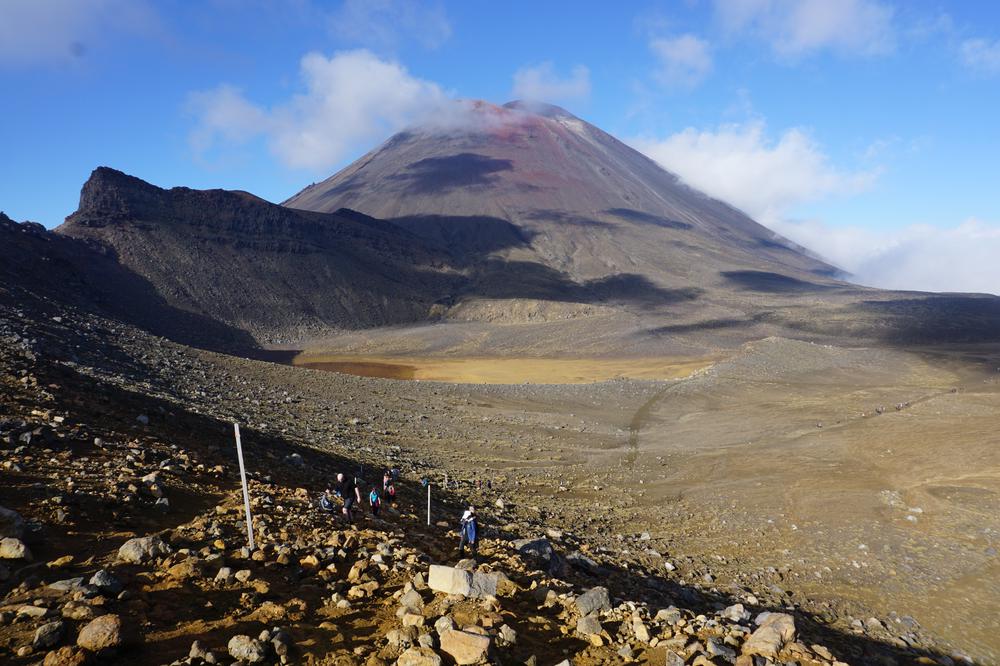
[633,120,876,225]
[649,35,713,88]
[714,0,896,57]
[188,50,450,171]
[772,217,1000,295]
[635,121,1000,295]
[512,62,591,103]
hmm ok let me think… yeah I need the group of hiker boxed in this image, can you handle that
[321,468,398,522]
[319,467,479,557]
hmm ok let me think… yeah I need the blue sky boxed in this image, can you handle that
[2,1,1000,292]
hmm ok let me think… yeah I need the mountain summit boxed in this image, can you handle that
[284,100,836,286]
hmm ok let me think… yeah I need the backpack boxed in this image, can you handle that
[387,484,396,499]
[319,494,334,512]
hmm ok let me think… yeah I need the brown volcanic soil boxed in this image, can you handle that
[1,278,996,664]
[282,337,1000,662]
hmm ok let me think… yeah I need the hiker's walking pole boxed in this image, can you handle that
[233,423,255,551]
[427,483,431,526]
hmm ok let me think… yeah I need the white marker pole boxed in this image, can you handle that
[427,483,431,526]
[233,422,255,551]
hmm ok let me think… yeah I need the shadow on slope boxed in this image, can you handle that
[0,215,256,353]
[466,259,703,309]
[389,153,516,194]
[386,213,534,256]
[722,270,840,293]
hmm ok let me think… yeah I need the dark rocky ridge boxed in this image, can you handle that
[56,169,458,344]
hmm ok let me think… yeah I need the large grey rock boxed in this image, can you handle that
[117,535,171,564]
[400,589,424,612]
[512,537,568,576]
[743,612,796,658]
[89,570,123,595]
[632,615,650,643]
[76,614,123,653]
[434,615,454,635]
[468,572,498,598]
[0,537,32,561]
[574,586,610,616]
[33,620,65,649]
[428,565,471,597]
[48,577,85,592]
[439,629,491,665]
[0,505,25,539]
[227,634,268,663]
[576,615,602,636]
[427,565,498,599]
[512,538,553,559]
[722,603,750,622]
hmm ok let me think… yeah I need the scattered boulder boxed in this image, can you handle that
[48,577,86,592]
[576,615,602,636]
[0,536,32,560]
[167,557,206,581]
[468,571,498,599]
[76,614,124,654]
[574,586,610,616]
[42,646,89,666]
[228,634,268,663]
[34,620,66,649]
[743,613,796,658]
[117,535,171,564]
[89,570,123,595]
[397,646,443,666]
[400,588,424,613]
[439,629,491,665]
[722,603,750,623]
[428,565,472,597]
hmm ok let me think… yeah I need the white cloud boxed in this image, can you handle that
[187,85,268,155]
[714,0,895,57]
[649,34,713,87]
[960,38,1000,75]
[771,217,1000,295]
[188,49,450,171]
[632,120,876,225]
[634,120,1000,295]
[330,0,452,50]
[511,62,591,103]
[0,0,155,66]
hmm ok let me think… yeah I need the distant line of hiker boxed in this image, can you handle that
[318,467,479,559]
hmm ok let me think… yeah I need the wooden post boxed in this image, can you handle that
[233,423,255,551]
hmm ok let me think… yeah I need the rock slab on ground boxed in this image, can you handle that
[439,629,491,665]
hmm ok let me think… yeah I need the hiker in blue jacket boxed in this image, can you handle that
[459,505,478,557]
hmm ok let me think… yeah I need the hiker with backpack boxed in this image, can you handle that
[369,487,381,517]
[334,472,362,522]
[458,505,478,558]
